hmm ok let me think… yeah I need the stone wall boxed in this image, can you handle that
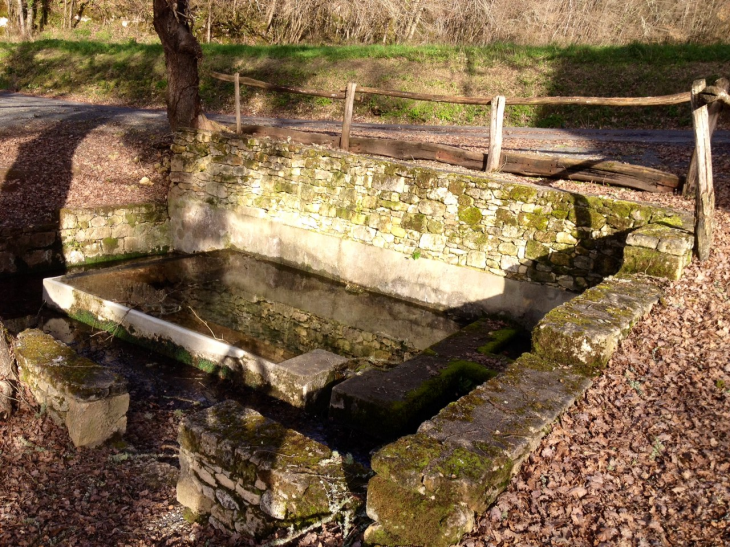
[0,203,170,277]
[59,203,170,266]
[0,223,61,277]
[177,401,363,538]
[169,129,690,293]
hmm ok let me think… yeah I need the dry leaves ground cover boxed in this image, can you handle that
[0,116,728,546]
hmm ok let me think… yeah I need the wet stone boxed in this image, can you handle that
[14,329,129,447]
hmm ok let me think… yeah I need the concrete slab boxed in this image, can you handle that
[329,318,517,438]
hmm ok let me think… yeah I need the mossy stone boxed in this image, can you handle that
[458,207,483,226]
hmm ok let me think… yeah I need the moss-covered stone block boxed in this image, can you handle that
[532,276,662,375]
[364,476,474,547]
[178,401,363,538]
[458,206,483,226]
[621,246,688,281]
[15,329,128,447]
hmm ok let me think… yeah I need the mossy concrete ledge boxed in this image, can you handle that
[532,275,662,374]
[177,400,363,539]
[14,329,129,448]
[364,353,592,547]
[621,222,693,281]
[329,318,510,439]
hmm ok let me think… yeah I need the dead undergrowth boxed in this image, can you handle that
[0,115,728,546]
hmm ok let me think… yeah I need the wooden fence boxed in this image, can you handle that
[210,71,728,260]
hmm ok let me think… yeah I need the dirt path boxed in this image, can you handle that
[5,91,728,147]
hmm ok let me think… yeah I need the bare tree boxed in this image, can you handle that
[153,0,217,130]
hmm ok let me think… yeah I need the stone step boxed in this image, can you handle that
[14,329,129,448]
[329,318,517,439]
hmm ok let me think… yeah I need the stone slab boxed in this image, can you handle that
[273,349,349,408]
[532,275,662,374]
[14,329,129,447]
[329,318,510,438]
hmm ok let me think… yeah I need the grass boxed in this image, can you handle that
[1,38,729,129]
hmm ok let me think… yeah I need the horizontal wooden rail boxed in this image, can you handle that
[231,124,680,193]
[351,86,690,107]
[210,72,690,107]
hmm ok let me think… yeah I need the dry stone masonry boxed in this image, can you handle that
[621,222,694,280]
[0,203,170,277]
[59,203,170,266]
[363,273,663,546]
[169,129,690,291]
[177,401,364,538]
[14,329,129,448]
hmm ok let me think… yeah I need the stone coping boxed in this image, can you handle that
[364,274,663,546]
[42,274,349,409]
[14,329,129,448]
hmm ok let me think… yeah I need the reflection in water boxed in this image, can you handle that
[62,250,462,364]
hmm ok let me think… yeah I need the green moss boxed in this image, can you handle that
[420,347,438,356]
[68,308,229,379]
[519,211,549,230]
[620,246,684,280]
[458,206,483,226]
[101,237,120,253]
[495,208,517,226]
[508,185,538,202]
[477,328,520,355]
[654,214,684,228]
[124,213,138,227]
[448,180,465,195]
[15,330,125,400]
[525,239,549,260]
[458,194,474,207]
[414,169,436,189]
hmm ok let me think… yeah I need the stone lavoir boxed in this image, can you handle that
[29,128,695,546]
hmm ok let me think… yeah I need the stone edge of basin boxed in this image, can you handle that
[328,320,518,439]
[41,276,350,410]
[13,329,129,448]
[363,273,663,547]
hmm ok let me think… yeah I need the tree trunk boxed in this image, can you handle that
[153,0,214,131]
[206,0,213,43]
[17,0,26,37]
[26,0,33,37]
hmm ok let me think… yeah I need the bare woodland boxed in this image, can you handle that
[3,0,730,44]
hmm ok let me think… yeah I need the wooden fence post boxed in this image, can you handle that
[486,95,505,172]
[690,79,715,261]
[684,78,728,197]
[340,82,357,151]
[234,72,241,134]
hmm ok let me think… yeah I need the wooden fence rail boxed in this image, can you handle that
[209,71,726,260]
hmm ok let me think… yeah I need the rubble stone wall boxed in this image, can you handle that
[169,129,690,291]
[0,203,170,277]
